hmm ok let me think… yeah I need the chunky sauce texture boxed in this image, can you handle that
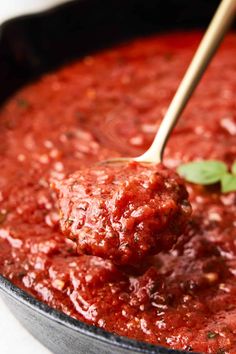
[0,32,236,353]
[54,162,191,265]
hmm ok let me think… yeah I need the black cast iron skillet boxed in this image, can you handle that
[0,0,223,353]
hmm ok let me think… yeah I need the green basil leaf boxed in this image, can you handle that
[207,331,218,339]
[177,160,227,185]
[221,173,236,193]
[232,161,236,175]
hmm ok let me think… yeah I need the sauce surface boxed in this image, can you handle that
[55,162,191,265]
[0,32,236,353]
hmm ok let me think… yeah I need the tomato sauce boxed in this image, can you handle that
[54,162,191,265]
[0,32,236,353]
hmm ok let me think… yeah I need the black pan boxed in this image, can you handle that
[0,1,222,353]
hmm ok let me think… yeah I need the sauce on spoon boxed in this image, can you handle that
[54,162,191,265]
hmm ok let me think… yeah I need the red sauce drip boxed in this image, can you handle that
[0,32,236,353]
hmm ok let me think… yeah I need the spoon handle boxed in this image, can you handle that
[136,0,236,164]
